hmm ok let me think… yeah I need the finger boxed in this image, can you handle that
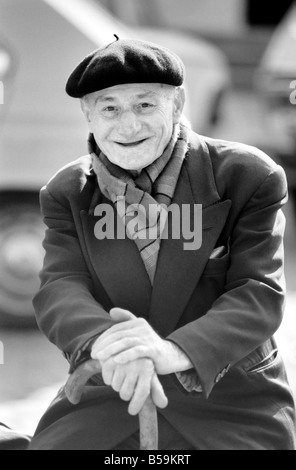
[150,374,168,409]
[92,329,140,356]
[94,338,144,362]
[119,374,138,403]
[113,346,149,364]
[96,320,140,346]
[110,308,137,323]
[111,367,126,393]
[101,359,116,386]
[128,375,151,416]
[92,323,145,354]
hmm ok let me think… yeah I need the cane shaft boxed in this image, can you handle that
[65,359,158,450]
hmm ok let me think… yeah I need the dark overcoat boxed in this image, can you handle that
[0,423,30,450]
[29,131,296,450]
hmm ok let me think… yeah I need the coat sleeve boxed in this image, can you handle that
[167,165,288,398]
[33,186,116,372]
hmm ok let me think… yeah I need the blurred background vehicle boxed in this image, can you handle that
[0,0,230,327]
[255,3,296,216]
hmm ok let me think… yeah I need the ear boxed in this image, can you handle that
[80,98,92,128]
[173,87,185,124]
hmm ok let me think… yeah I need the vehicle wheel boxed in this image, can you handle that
[0,194,44,327]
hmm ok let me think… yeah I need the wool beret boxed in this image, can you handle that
[66,36,185,98]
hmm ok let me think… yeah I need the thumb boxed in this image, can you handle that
[109,307,137,323]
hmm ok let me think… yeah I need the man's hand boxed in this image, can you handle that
[91,308,193,375]
[100,356,168,416]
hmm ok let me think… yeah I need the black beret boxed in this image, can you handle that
[66,36,185,98]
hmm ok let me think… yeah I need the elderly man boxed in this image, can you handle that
[29,37,296,450]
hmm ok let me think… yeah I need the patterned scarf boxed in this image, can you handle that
[90,123,189,284]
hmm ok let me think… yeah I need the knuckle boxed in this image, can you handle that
[133,346,145,357]
[124,337,133,347]
[137,318,147,327]
[142,357,154,369]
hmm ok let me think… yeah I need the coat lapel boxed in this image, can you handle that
[80,201,152,318]
[148,134,232,336]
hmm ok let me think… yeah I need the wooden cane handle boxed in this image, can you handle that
[65,359,102,405]
[64,359,158,450]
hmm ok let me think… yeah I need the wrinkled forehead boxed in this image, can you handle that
[85,83,176,105]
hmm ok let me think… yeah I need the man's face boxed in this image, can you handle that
[82,83,184,171]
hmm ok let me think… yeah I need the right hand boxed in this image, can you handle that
[100,356,168,416]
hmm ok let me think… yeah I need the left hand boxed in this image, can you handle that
[99,356,168,416]
[91,308,192,375]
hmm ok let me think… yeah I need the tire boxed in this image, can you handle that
[0,193,44,328]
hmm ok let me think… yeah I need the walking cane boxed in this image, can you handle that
[65,359,158,450]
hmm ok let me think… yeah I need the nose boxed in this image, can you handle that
[117,110,142,137]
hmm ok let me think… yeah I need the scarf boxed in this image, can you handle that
[90,123,189,284]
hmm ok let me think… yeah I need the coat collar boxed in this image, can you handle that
[81,132,232,334]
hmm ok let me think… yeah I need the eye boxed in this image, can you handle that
[104,106,117,112]
[141,103,154,108]
[137,102,155,114]
[101,106,119,118]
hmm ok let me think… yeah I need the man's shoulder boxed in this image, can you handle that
[193,133,287,196]
[45,155,94,198]
[201,134,279,177]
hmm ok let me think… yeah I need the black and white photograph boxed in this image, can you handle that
[0,0,296,452]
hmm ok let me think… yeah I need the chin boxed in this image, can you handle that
[118,155,158,171]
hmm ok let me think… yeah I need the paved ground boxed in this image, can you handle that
[0,89,295,437]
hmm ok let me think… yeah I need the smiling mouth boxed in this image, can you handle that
[116,138,148,148]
